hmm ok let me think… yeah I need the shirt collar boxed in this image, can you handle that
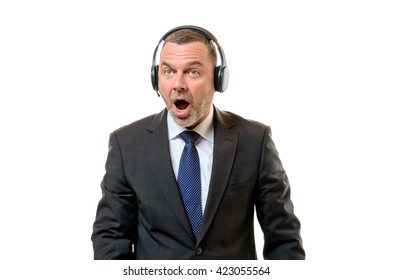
[167,104,214,143]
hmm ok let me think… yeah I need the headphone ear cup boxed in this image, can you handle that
[214,66,221,92]
[214,66,229,92]
[151,65,159,91]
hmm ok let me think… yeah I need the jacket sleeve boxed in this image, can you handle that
[91,132,138,260]
[254,127,305,260]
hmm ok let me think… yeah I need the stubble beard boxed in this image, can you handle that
[169,95,212,129]
[169,106,205,129]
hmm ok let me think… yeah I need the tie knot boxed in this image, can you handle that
[179,131,200,144]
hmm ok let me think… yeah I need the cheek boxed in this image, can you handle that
[160,93,172,107]
[193,91,214,110]
[191,78,215,96]
[157,79,168,94]
[158,73,174,91]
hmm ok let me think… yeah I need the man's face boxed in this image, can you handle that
[158,41,216,129]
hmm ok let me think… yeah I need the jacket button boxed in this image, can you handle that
[195,247,203,256]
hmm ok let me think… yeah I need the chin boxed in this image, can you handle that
[169,106,204,128]
[174,118,193,128]
[171,115,196,129]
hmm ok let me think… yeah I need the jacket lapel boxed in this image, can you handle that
[198,107,238,243]
[145,109,195,240]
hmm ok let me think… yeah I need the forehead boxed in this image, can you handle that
[159,42,212,65]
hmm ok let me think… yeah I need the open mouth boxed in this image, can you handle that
[175,100,190,111]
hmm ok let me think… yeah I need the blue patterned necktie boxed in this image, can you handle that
[177,131,202,240]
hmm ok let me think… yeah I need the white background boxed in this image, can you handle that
[1,0,392,279]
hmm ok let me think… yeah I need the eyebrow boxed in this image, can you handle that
[160,61,204,68]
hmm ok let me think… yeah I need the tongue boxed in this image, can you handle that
[176,100,189,110]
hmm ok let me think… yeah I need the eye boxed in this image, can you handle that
[189,69,199,76]
[164,69,174,75]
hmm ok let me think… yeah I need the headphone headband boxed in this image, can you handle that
[157,25,220,47]
[151,25,229,96]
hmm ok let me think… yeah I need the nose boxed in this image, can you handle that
[173,73,187,92]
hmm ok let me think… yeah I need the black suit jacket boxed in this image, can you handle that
[92,107,305,259]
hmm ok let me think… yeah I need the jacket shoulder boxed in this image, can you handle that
[111,109,165,139]
[217,109,270,132]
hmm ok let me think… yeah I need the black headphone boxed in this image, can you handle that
[150,25,229,96]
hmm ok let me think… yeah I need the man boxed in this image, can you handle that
[91,25,305,260]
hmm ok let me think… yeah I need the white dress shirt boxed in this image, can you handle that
[167,106,214,214]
